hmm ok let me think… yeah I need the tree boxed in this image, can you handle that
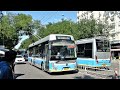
[0,14,18,49]
[20,11,116,49]
[0,12,34,49]
[20,36,38,49]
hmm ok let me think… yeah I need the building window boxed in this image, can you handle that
[110,17,114,22]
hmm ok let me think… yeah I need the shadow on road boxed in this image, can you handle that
[48,70,78,75]
[15,62,26,65]
[78,67,110,72]
[14,73,25,79]
[74,75,95,79]
[107,75,120,79]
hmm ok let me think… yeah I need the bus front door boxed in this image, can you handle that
[45,44,49,71]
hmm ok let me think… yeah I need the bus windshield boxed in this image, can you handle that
[96,39,110,52]
[51,40,76,60]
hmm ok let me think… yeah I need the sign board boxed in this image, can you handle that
[56,36,71,40]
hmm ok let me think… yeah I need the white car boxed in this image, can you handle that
[15,55,25,64]
[0,49,9,60]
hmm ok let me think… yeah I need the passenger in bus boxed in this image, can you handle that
[56,52,61,59]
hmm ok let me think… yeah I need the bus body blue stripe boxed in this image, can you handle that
[77,58,111,67]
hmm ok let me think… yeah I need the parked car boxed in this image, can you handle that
[14,55,25,64]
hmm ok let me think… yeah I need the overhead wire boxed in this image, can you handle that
[41,11,59,24]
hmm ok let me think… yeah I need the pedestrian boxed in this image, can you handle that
[0,50,17,79]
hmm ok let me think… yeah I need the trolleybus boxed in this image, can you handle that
[75,36,111,69]
[28,34,78,73]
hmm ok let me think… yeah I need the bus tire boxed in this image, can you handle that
[107,67,110,70]
[75,69,79,73]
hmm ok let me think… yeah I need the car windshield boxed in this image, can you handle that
[16,55,23,58]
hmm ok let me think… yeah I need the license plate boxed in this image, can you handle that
[64,68,69,70]
[102,64,106,66]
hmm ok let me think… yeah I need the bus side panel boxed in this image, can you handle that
[34,58,45,65]
[96,52,110,59]
[49,61,77,72]
[76,58,94,66]
[77,58,111,67]
[95,52,111,67]
[93,59,111,67]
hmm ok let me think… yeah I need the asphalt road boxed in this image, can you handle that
[14,60,119,79]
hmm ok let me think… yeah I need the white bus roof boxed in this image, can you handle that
[75,36,108,44]
[29,34,74,48]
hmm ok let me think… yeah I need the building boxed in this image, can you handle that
[77,11,120,60]
[77,11,104,23]
[111,40,120,59]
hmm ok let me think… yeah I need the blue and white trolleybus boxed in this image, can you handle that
[75,36,111,69]
[28,34,78,73]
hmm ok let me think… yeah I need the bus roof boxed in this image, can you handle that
[75,36,108,44]
[29,34,74,48]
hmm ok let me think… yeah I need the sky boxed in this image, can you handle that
[3,11,77,25]
[2,11,77,49]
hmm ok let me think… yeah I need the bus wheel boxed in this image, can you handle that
[75,69,79,73]
[107,67,110,70]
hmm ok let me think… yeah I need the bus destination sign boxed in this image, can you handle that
[56,36,71,40]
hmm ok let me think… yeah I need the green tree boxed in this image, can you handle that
[0,14,18,49]
[20,12,113,49]
[0,12,34,49]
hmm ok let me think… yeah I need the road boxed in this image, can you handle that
[14,62,84,79]
[14,60,119,79]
